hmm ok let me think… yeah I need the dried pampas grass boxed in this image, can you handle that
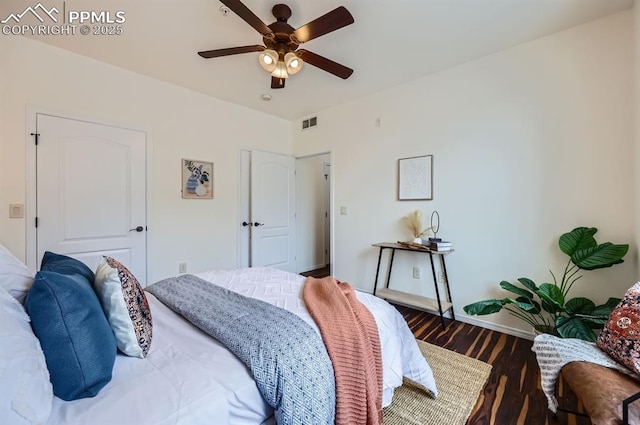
[404,210,432,238]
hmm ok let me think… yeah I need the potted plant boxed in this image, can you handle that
[403,210,432,244]
[463,227,628,341]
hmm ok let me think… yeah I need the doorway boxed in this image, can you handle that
[296,153,331,276]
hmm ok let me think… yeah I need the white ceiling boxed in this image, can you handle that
[22,0,634,120]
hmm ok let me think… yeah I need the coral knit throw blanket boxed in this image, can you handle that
[303,277,383,425]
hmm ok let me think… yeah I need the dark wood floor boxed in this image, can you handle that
[300,265,330,278]
[397,306,591,425]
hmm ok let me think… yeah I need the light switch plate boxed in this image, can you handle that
[9,204,24,218]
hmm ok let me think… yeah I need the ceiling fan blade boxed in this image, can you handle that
[296,49,353,79]
[198,45,265,58]
[220,0,273,37]
[271,76,286,89]
[292,6,354,43]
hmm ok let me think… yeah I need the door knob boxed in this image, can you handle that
[254,222,264,227]
[242,221,253,227]
[129,226,144,232]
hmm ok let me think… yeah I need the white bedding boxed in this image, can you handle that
[46,267,436,425]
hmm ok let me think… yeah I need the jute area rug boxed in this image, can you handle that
[383,340,492,425]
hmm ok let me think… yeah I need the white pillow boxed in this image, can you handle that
[0,244,34,304]
[0,286,53,425]
[94,257,152,358]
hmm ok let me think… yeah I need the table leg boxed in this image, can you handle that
[429,253,446,329]
[373,247,384,296]
[385,248,396,290]
[440,256,455,321]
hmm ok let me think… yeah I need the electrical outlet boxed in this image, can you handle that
[179,262,187,273]
[412,267,421,279]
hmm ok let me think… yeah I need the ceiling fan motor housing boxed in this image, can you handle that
[264,5,299,57]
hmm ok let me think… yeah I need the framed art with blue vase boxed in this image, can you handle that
[182,159,213,199]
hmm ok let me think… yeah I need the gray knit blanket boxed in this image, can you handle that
[146,274,335,425]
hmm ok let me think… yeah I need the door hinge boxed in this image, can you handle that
[30,132,40,145]
[35,217,39,228]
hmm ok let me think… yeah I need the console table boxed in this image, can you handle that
[372,242,455,328]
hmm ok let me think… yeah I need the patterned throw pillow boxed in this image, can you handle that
[94,257,152,358]
[597,282,640,374]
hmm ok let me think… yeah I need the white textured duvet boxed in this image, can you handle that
[46,267,436,425]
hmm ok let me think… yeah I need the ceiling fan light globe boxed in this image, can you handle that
[284,52,303,75]
[259,49,278,72]
[271,61,289,79]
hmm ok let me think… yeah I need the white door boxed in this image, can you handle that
[250,150,296,272]
[36,114,147,282]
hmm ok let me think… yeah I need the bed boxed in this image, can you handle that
[1,247,437,425]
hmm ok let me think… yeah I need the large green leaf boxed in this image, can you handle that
[571,243,629,270]
[500,281,533,299]
[583,317,609,326]
[536,283,565,312]
[556,316,597,341]
[585,297,622,325]
[516,297,541,314]
[541,300,557,314]
[463,299,503,315]
[591,297,621,317]
[503,297,539,313]
[517,277,538,292]
[565,297,595,315]
[559,227,597,256]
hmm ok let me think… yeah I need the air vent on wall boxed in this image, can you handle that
[302,116,318,130]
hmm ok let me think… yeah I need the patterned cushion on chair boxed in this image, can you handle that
[597,282,640,374]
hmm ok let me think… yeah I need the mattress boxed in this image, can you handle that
[46,267,436,425]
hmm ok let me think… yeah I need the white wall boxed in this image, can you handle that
[0,36,292,283]
[634,0,640,268]
[296,153,330,272]
[293,11,636,336]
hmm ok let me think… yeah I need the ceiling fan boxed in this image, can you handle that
[197,0,354,89]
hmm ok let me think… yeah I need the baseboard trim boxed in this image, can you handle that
[361,288,537,340]
[299,263,327,274]
[454,313,534,340]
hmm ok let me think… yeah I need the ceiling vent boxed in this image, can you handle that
[302,116,318,130]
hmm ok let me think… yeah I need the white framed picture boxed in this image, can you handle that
[398,155,433,200]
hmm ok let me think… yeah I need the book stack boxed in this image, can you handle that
[423,238,453,252]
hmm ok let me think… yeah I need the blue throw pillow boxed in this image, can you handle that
[40,251,95,283]
[25,270,116,401]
